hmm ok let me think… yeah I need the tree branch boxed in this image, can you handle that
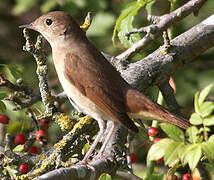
[29,122,128,180]
[120,14,214,91]
[117,0,208,60]
[158,80,180,114]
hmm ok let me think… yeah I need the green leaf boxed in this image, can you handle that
[160,123,184,141]
[204,115,214,126]
[12,0,37,15]
[13,145,24,152]
[164,142,184,166]
[112,0,147,46]
[147,138,172,161]
[87,12,115,36]
[146,174,165,180]
[0,100,6,112]
[98,173,112,180]
[208,135,214,142]
[145,0,156,15]
[200,101,214,118]
[83,142,90,154]
[177,144,189,166]
[0,93,8,100]
[199,127,210,134]
[190,113,202,125]
[0,64,22,83]
[184,144,202,171]
[41,0,57,13]
[204,162,214,172]
[186,126,199,144]
[202,142,214,162]
[7,64,22,80]
[117,14,141,48]
[198,83,214,106]
[5,166,18,179]
[194,92,201,115]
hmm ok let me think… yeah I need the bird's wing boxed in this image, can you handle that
[63,52,138,133]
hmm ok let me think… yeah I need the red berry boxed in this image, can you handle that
[39,118,50,129]
[28,146,39,154]
[182,173,191,180]
[167,174,178,180]
[156,157,164,163]
[15,134,26,145]
[129,153,137,164]
[152,138,162,144]
[0,114,9,124]
[35,130,47,142]
[148,127,159,137]
[19,163,29,174]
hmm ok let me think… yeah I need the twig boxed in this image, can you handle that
[6,93,41,110]
[0,72,42,110]
[23,29,57,117]
[126,134,133,172]
[0,73,32,94]
[27,109,39,131]
[158,81,180,114]
[116,0,208,60]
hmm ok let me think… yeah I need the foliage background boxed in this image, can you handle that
[0,0,214,177]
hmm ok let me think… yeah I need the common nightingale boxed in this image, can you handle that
[19,11,190,163]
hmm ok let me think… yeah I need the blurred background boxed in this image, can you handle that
[0,0,213,175]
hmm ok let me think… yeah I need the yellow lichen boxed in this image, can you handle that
[161,50,168,55]
[43,94,55,105]
[55,138,67,151]
[62,161,71,167]
[34,157,40,164]
[27,154,55,179]
[36,46,42,50]
[50,153,56,164]
[40,153,46,160]
[56,113,75,130]
[16,174,28,180]
[70,115,93,134]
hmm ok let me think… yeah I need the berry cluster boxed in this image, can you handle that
[0,114,51,174]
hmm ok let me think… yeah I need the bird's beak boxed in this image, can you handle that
[19,23,34,29]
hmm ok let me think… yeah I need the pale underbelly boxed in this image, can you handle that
[56,68,114,122]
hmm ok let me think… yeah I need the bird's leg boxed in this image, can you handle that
[81,119,106,164]
[94,122,118,159]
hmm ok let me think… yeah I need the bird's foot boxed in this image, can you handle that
[75,159,88,165]
[92,152,104,161]
[75,160,96,171]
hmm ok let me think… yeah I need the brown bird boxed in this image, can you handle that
[19,11,190,163]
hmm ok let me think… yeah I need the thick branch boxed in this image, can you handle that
[32,122,128,180]
[120,14,214,91]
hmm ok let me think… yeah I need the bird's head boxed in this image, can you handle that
[19,11,80,45]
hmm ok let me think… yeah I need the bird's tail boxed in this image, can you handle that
[125,89,191,129]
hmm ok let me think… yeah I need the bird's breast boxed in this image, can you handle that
[52,56,113,122]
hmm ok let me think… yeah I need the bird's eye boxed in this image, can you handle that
[45,19,53,26]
